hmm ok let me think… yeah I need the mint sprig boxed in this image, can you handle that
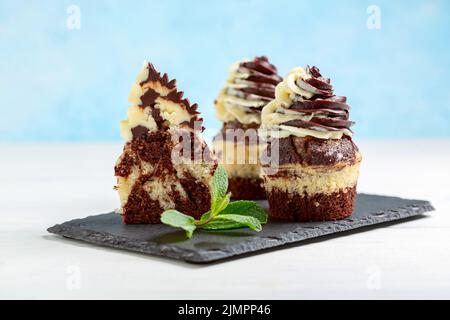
[160,165,267,238]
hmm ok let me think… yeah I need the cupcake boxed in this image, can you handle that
[213,56,282,199]
[260,66,361,221]
[115,61,217,224]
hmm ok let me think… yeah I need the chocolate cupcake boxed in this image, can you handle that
[260,66,361,221]
[115,61,217,224]
[213,56,282,199]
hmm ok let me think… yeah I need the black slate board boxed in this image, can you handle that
[47,193,434,264]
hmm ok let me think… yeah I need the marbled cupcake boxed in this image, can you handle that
[213,56,282,199]
[115,61,217,224]
[260,66,361,221]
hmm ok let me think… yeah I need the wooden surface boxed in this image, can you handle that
[1,140,449,299]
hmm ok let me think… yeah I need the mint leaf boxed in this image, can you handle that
[210,165,228,212]
[198,193,230,226]
[161,166,268,238]
[212,193,230,215]
[160,210,196,238]
[214,214,262,232]
[201,220,245,230]
[219,200,268,224]
[199,210,213,222]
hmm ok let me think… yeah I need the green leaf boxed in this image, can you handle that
[210,165,228,211]
[199,210,213,222]
[214,214,262,232]
[160,169,269,239]
[211,193,230,215]
[219,200,268,224]
[160,210,196,238]
[201,220,246,230]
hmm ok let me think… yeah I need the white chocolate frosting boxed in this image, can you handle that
[121,61,200,141]
[215,56,282,125]
[260,66,354,140]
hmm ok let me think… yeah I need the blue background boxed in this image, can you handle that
[1,0,449,141]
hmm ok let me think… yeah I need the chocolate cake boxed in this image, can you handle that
[213,56,282,200]
[115,61,217,224]
[260,66,362,221]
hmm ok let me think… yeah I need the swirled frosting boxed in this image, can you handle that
[260,66,354,140]
[215,56,282,125]
[120,61,202,141]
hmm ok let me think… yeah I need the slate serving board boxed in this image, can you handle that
[47,193,434,264]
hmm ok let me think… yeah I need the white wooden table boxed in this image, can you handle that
[1,140,449,299]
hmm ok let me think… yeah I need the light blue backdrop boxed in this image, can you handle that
[1,0,449,141]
